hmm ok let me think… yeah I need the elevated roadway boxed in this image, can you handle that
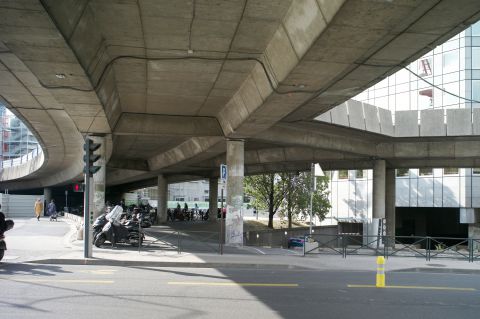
[0,0,480,190]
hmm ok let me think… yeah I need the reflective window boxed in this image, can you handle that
[444,168,459,175]
[338,170,348,179]
[355,170,364,179]
[443,50,459,73]
[419,168,433,176]
[473,47,480,69]
[396,168,409,177]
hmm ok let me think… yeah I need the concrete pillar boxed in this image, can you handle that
[386,168,396,244]
[373,160,386,219]
[43,187,52,216]
[226,139,244,245]
[157,175,168,224]
[91,136,106,219]
[209,177,218,221]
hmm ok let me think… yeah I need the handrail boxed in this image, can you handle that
[1,144,42,168]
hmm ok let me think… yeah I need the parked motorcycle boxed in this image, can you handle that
[94,205,143,248]
[0,217,14,262]
[92,213,109,240]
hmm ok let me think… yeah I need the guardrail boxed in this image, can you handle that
[303,234,480,262]
[1,145,42,168]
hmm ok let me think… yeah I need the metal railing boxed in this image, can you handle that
[1,145,42,168]
[141,230,221,254]
[303,234,480,262]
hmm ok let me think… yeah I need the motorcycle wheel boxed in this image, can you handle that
[94,234,106,248]
[130,234,142,247]
[0,249,4,261]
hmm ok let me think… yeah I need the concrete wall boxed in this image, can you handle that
[317,101,479,138]
[244,225,338,248]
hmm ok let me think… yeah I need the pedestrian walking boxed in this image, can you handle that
[47,199,57,218]
[34,198,43,221]
[47,199,58,221]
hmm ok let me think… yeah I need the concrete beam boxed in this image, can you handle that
[107,158,150,171]
[148,137,224,171]
[114,113,223,137]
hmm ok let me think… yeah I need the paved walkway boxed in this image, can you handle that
[3,217,480,274]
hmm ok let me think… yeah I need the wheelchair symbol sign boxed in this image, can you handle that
[220,164,227,182]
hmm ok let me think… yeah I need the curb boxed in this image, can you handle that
[392,267,480,275]
[27,258,307,270]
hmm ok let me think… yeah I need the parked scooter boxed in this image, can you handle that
[0,213,14,262]
[92,213,109,240]
[94,206,143,248]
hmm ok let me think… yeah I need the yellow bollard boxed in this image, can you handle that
[376,256,385,288]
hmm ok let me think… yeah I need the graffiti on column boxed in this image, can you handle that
[226,195,243,245]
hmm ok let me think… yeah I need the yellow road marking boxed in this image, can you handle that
[348,284,475,291]
[80,269,118,275]
[168,281,298,287]
[13,279,114,284]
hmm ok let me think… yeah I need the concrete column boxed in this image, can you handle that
[43,187,52,216]
[91,136,106,219]
[209,177,218,221]
[386,168,396,244]
[373,160,386,219]
[226,139,244,245]
[157,175,168,224]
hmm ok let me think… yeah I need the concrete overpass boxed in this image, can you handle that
[1,0,480,240]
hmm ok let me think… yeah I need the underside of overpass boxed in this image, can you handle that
[0,0,480,191]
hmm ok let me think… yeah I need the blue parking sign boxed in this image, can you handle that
[220,164,227,181]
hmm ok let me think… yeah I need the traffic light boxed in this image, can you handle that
[83,137,101,177]
[73,183,85,192]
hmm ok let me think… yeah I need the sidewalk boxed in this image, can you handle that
[18,219,480,274]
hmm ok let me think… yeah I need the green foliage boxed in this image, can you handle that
[244,171,331,228]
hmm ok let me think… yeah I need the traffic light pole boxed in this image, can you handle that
[83,136,101,259]
[84,170,92,258]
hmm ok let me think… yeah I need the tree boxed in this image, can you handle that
[244,173,287,228]
[283,172,331,228]
[245,171,331,229]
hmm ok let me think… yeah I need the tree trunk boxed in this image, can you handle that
[268,211,274,228]
[287,200,292,229]
[268,184,274,228]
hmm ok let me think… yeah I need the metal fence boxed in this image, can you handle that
[141,230,222,254]
[303,234,480,262]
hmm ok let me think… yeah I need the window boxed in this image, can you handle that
[338,170,348,179]
[418,58,432,76]
[473,168,480,175]
[473,80,480,102]
[472,22,480,36]
[419,168,433,176]
[396,168,409,177]
[174,197,185,202]
[355,170,364,179]
[204,190,209,194]
[444,168,459,175]
[443,50,459,73]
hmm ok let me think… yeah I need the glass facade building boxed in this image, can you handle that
[0,103,40,164]
[323,21,480,227]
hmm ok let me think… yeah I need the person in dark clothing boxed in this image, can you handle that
[0,204,6,234]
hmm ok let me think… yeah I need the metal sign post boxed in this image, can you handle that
[219,164,227,255]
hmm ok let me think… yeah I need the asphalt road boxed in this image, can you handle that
[1,264,479,319]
